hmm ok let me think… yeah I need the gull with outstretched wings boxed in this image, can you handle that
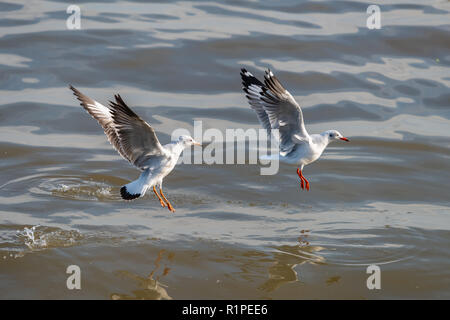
[240,68,349,190]
[70,86,201,212]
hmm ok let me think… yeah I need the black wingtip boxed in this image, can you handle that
[69,84,77,93]
[240,68,265,90]
[69,85,84,104]
[120,186,140,201]
[115,94,126,106]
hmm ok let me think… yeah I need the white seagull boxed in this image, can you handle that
[70,86,201,212]
[240,68,349,190]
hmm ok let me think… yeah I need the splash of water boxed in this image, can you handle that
[21,225,47,249]
[17,225,83,250]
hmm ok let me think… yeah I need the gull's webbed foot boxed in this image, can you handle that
[166,202,175,213]
[153,186,166,207]
[297,168,310,191]
[160,189,176,213]
[304,177,310,191]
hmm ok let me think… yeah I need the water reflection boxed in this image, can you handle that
[110,249,173,300]
[259,240,326,292]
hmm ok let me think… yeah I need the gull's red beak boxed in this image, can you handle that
[340,137,349,142]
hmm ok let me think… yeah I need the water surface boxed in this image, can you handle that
[0,0,449,299]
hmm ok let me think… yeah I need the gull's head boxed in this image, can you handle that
[178,135,202,147]
[324,130,349,142]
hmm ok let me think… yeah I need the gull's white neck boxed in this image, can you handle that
[311,133,331,150]
[166,140,187,157]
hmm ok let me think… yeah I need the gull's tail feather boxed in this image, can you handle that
[120,171,150,200]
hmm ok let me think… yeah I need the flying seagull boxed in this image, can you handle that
[240,68,349,190]
[70,86,201,212]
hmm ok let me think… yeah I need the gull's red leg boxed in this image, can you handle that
[297,168,305,190]
[299,170,310,191]
[297,168,310,191]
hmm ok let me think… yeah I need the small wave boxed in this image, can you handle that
[52,179,114,200]
[0,173,122,202]
[309,226,425,267]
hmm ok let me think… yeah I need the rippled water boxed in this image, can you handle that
[1,0,449,299]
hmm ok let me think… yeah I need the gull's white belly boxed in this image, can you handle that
[143,154,180,186]
[280,142,325,166]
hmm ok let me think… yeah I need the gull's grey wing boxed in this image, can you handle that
[240,68,309,155]
[70,86,165,170]
[70,85,131,163]
[108,94,165,169]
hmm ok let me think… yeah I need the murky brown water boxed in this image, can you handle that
[1,0,449,299]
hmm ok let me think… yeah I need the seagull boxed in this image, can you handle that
[70,86,201,212]
[240,68,349,190]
